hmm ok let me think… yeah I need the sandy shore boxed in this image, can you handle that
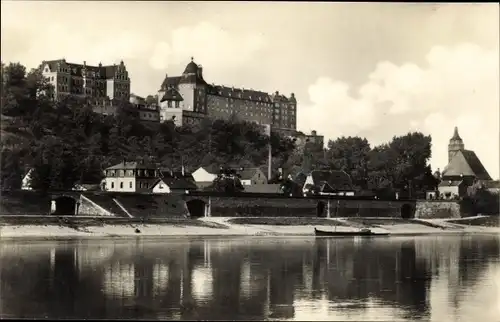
[0,216,498,239]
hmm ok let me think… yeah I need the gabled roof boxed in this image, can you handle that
[438,180,464,187]
[160,87,184,102]
[105,161,156,170]
[442,150,492,181]
[206,84,272,103]
[154,177,197,190]
[160,76,181,91]
[41,59,120,79]
[309,170,353,191]
[238,168,263,180]
[159,168,194,182]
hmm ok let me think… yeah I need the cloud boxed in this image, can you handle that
[149,21,266,71]
[300,43,499,179]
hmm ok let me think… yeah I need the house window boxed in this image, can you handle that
[144,183,149,189]
[159,184,163,189]
[120,182,123,189]
[111,182,114,189]
[129,182,132,188]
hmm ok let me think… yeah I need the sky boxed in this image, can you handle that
[2,2,499,179]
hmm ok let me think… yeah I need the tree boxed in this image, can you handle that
[280,178,302,196]
[29,137,80,191]
[209,168,245,194]
[0,148,24,189]
[463,182,500,215]
[326,136,371,190]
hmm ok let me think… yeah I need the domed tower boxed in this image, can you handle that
[177,57,207,113]
[448,126,465,163]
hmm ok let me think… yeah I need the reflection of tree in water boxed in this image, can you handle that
[1,236,499,320]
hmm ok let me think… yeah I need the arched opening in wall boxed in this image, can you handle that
[401,204,413,219]
[316,201,326,218]
[53,196,77,215]
[186,199,207,218]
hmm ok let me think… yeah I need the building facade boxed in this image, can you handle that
[40,59,130,101]
[103,161,159,193]
[157,58,297,133]
[129,94,160,122]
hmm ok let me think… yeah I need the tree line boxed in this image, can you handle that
[1,61,439,198]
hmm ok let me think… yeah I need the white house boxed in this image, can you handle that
[192,166,219,186]
[103,161,159,192]
[21,168,33,190]
[151,177,197,194]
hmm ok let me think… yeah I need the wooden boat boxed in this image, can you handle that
[314,228,390,237]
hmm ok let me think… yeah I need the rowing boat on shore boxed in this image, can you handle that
[314,228,390,237]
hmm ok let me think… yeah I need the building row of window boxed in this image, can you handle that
[140,112,159,120]
[109,181,150,189]
[106,169,157,177]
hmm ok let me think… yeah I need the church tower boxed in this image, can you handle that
[448,126,464,163]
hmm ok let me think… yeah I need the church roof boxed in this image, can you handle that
[451,126,462,141]
[442,149,492,180]
[183,60,199,74]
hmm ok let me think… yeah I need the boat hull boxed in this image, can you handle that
[314,228,390,237]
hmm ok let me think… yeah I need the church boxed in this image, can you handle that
[435,127,496,199]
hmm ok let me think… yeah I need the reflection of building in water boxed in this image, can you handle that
[268,262,296,319]
[152,262,169,297]
[191,264,213,302]
[240,259,252,299]
[301,258,313,296]
[76,245,114,272]
[103,262,135,299]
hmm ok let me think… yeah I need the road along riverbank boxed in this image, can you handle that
[0,215,498,239]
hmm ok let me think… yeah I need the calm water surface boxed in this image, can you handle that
[0,235,499,321]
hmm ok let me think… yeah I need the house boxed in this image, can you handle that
[302,170,355,196]
[103,161,159,192]
[438,127,493,198]
[237,167,267,186]
[21,168,33,190]
[151,167,197,194]
[192,165,219,187]
[193,165,268,187]
[151,176,197,194]
[438,180,467,200]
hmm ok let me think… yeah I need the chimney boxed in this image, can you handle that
[83,61,86,66]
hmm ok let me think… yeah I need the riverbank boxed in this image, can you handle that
[0,215,498,239]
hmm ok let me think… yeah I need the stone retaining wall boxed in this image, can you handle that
[184,194,416,218]
[414,200,461,219]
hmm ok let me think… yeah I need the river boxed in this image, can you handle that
[0,235,499,321]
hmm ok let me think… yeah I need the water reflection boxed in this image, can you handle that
[0,236,499,321]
